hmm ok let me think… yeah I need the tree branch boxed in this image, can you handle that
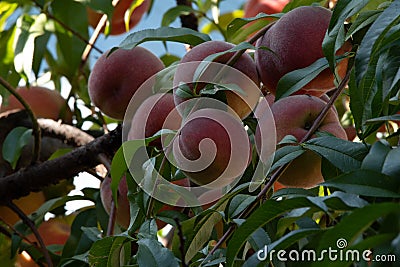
[38,118,94,147]
[177,0,198,30]
[0,125,122,203]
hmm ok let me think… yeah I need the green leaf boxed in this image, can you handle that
[269,228,322,253]
[272,188,317,199]
[51,0,88,77]
[355,0,400,86]
[202,10,243,36]
[277,135,298,145]
[361,140,391,172]
[321,169,400,198]
[0,2,17,31]
[88,236,131,267]
[137,238,179,267]
[162,5,195,27]
[61,209,99,262]
[346,10,382,39]
[361,141,400,178]
[193,42,256,83]
[184,201,228,262]
[14,195,93,237]
[32,30,50,78]
[199,83,246,97]
[275,57,330,100]
[248,228,271,251]
[110,144,128,206]
[382,146,400,178]
[171,184,248,262]
[77,0,113,15]
[48,148,73,160]
[175,82,195,99]
[228,194,257,219]
[226,13,282,42]
[0,28,19,93]
[137,219,158,239]
[366,114,400,122]
[282,0,326,12]
[304,136,368,173]
[80,227,102,242]
[226,197,320,267]
[322,191,368,211]
[13,14,32,81]
[2,126,32,169]
[270,145,304,173]
[322,0,369,72]
[159,53,181,67]
[119,27,211,49]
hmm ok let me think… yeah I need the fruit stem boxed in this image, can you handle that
[145,152,170,219]
[0,76,41,164]
[31,0,103,54]
[300,73,353,142]
[6,200,54,267]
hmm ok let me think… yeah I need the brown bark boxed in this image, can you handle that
[0,110,122,203]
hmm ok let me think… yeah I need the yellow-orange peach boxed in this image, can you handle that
[271,95,347,188]
[0,86,72,123]
[255,6,351,97]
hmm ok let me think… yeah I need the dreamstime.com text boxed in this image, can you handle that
[257,238,397,263]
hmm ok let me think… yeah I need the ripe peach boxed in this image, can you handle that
[172,108,251,186]
[344,125,357,141]
[271,95,347,188]
[244,0,289,18]
[87,0,150,35]
[255,6,351,96]
[17,217,70,267]
[0,86,72,123]
[127,93,182,148]
[173,41,260,119]
[273,181,286,191]
[88,47,164,120]
[28,217,70,246]
[100,175,130,229]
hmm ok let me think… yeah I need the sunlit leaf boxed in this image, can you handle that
[119,27,211,49]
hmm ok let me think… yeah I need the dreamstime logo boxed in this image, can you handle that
[122,61,276,207]
[256,238,396,263]
[336,238,347,249]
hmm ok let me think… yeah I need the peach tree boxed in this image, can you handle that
[0,0,399,266]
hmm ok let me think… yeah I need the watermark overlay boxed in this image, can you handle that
[122,61,276,207]
[256,238,397,263]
